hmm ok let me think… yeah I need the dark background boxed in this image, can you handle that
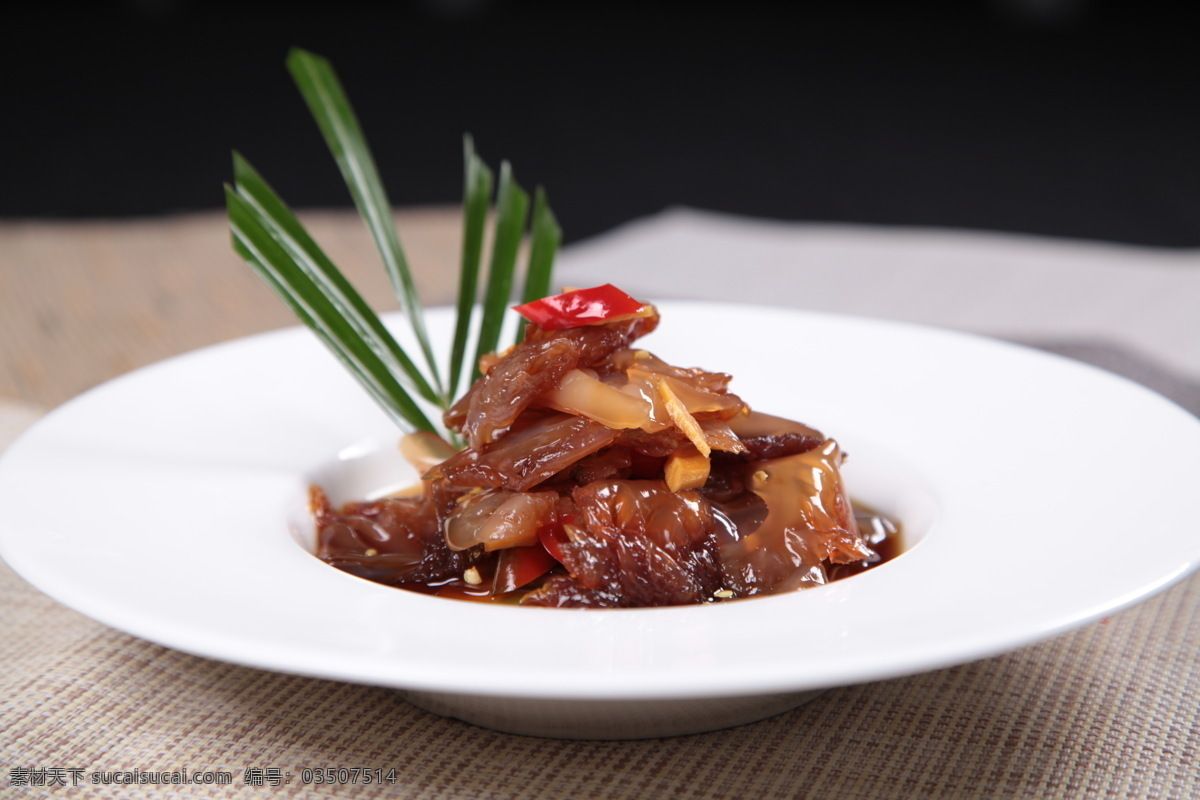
[5,0,1198,246]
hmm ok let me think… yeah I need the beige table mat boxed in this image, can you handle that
[0,210,463,409]
[2,211,1199,799]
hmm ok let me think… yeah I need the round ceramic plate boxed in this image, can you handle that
[3,303,1199,738]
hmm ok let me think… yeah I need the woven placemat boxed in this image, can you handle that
[0,211,462,409]
[2,212,1198,798]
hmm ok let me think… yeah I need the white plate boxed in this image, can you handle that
[3,303,1199,739]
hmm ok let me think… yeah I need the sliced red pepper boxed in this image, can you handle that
[513,284,647,330]
[492,544,558,594]
[538,519,570,564]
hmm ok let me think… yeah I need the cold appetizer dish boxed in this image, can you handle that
[313,286,899,606]
[228,50,899,609]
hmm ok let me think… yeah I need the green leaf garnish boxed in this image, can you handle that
[285,48,444,399]
[231,152,441,406]
[472,161,530,381]
[448,136,494,399]
[226,48,561,436]
[227,187,438,432]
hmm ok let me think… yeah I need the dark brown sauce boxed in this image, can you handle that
[320,494,903,606]
[825,503,903,582]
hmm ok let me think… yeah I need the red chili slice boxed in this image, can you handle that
[492,544,558,594]
[538,513,575,564]
[513,284,647,330]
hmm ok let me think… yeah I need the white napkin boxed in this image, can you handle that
[559,208,1200,379]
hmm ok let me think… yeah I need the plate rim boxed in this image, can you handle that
[3,301,1199,701]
